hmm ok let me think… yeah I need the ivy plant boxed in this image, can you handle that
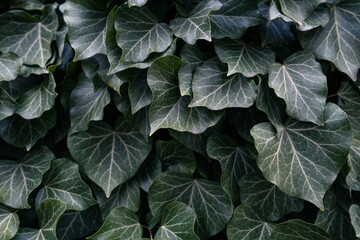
[0,0,359,239]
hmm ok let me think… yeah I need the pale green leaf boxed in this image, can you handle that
[269,50,327,125]
[170,0,222,45]
[251,103,352,209]
[0,88,18,121]
[0,53,22,82]
[0,204,19,240]
[214,39,275,77]
[189,58,257,110]
[88,207,142,240]
[0,5,57,67]
[350,204,360,238]
[148,56,223,135]
[67,117,151,198]
[155,201,200,240]
[149,172,233,239]
[227,204,276,240]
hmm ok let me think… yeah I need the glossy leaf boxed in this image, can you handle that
[0,53,22,82]
[0,88,18,121]
[0,204,19,240]
[350,204,360,238]
[277,0,326,23]
[251,103,352,209]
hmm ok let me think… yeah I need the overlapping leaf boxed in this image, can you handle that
[0,53,22,82]
[347,134,360,190]
[0,89,18,121]
[136,154,161,192]
[0,204,19,240]
[350,205,360,238]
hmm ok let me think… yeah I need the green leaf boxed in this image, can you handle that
[207,134,257,204]
[315,189,356,240]
[214,39,275,77]
[69,73,110,135]
[209,0,265,39]
[136,154,161,192]
[14,199,66,240]
[128,69,152,114]
[338,79,360,135]
[178,44,209,97]
[115,5,173,62]
[156,140,197,174]
[88,207,142,240]
[256,78,286,134]
[155,201,199,240]
[251,103,352,209]
[0,146,54,209]
[36,158,97,211]
[10,0,45,10]
[0,204,19,240]
[148,172,233,239]
[270,219,331,240]
[277,0,326,23]
[15,73,56,120]
[350,204,360,238]
[0,108,56,150]
[298,1,360,80]
[0,4,57,67]
[269,50,327,125]
[189,58,257,110]
[297,5,331,31]
[227,204,276,240]
[170,0,222,45]
[67,117,151,198]
[346,133,360,190]
[128,0,148,7]
[93,179,140,219]
[63,0,109,61]
[56,206,103,240]
[0,53,22,82]
[239,172,303,221]
[148,56,223,135]
[0,88,18,121]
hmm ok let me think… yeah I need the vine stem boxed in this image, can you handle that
[327,93,338,99]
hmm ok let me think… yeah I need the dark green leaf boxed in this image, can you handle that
[128,0,148,7]
[350,204,360,238]
[0,88,18,121]
[0,53,22,82]
[277,0,326,24]
[0,204,19,240]
[128,69,152,114]
[297,6,331,31]
[347,133,360,190]
[136,153,161,192]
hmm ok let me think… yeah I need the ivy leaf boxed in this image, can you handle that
[69,73,110,135]
[338,80,360,135]
[63,0,109,61]
[0,109,56,150]
[0,4,57,67]
[14,199,66,240]
[36,158,97,211]
[207,134,257,204]
[9,0,45,11]
[0,88,18,121]
[277,0,326,24]
[346,133,360,190]
[88,207,142,240]
[15,74,56,120]
[215,39,275,77]
[189,58,257,110]
[315,189,356,240]
[56,206,103,240]
[128,69,152,114]
[298,1,360,80]
[67,117,151,197]
[0,53,22,82]
[156,140,197,174]
[148,56,223,135]
[297,6,331,31]
[93,179,140,219]
[209,0,265,39]
[240,172,303,221]
[155,201,199,240]
[227,204,276,240]
[270,219,331,240]
[0,204,19,240]
[115,5,173,63]
[128,0,148,7]
[251,103,352,209]
[148,172,233,239]
[350,204,360,238]
[269,50,327,125]
[170,0,222,45]
[136,154,161,192]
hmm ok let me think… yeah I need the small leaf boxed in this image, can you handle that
[170,0,222,45]
[251,103,352,209]
[155,201,199,240]
[148,56,223,135]
[115,5,173,62]
[88,207,142,240]
[36,158,97,211]
[350,204,360,238]
[0,204,19,240]
[149,172,233,239]
[0,88,18,121]
[190,58,257,110]
[270,219,331,240]
[214,39,275,77]
[269,50,327,125]
[227,204,276,240]
[239,172,304,221]
[0,53,22,82]
[67,117,151,197]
